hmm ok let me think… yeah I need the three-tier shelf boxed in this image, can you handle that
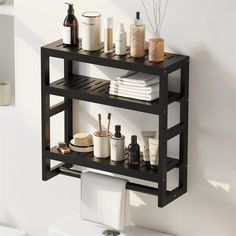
[41,39,189,207]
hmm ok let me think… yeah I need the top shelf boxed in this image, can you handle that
[42,39,189,75]
[0,1,14,16]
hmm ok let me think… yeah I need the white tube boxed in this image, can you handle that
[149,138,159,167]
[141,131,156,162]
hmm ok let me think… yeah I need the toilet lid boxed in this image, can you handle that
[48,212,173,236]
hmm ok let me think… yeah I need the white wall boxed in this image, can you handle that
[0,0,235,235]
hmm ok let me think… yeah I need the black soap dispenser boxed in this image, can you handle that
[63,3,79,47]
[111,125,125,162]
[128,135,140,167]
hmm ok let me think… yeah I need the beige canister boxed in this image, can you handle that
[0,81,11,106]
[82,12,101,51]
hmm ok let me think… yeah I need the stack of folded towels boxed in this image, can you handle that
[109,71,160,101]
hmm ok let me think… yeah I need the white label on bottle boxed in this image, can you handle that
[63,26,71,44]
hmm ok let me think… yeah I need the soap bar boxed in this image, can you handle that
[73,133,93,147]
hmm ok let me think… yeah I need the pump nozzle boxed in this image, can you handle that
[135,11,142,25]
[65,2,74,15]
[114,125,122,138]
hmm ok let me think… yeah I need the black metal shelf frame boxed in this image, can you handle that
[41,39,189,207]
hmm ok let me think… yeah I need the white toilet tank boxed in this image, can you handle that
[0,225,27,236]
[49,212,173,236]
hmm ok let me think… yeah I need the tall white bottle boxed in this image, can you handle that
[115,23,127,55]
[111,125,125,162]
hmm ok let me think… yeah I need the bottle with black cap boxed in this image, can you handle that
[128,135,140,167]
[110,125,125,162]
[130,11,145,58]
[63,2,79,47]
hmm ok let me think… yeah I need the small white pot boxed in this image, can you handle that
[0,81,11,106]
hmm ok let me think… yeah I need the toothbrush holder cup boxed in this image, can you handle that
[93,131,111,158]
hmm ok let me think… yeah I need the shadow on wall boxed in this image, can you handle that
[4,16,80,235]
[128,48,236,236]
[0,208,18,229]
[73,39,236,235]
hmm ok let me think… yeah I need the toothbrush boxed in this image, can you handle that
[107,113,111,135]
[98,113,102,135]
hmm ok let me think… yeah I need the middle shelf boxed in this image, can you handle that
[46,147,180,182]
[46,74,181,115]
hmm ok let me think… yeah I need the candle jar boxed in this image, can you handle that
[148,38,164,62]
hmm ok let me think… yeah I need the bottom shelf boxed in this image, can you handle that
[59,166,160,196]
[44,147,185,207]
[46,147,180,183]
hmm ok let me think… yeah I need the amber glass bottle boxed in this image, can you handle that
[128,135,140,168]
[63,3,78,47]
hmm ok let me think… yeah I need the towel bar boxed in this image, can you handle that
[59,167,159,196]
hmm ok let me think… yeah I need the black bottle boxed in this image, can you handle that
[128,135,140,167]
[63,3,79,47]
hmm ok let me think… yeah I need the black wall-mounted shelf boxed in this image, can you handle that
[41,39,189,207]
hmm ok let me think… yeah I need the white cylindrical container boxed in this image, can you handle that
[110,125,125,162]
[111,136,125,162]
[82,12,101,51]
[93,131,111,158]
[115,23,127,55]
[0,81,11,106]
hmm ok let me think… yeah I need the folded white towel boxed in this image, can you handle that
[116,72,159,87]
[109,88,159,101]
[110,81,159,95]
[81,172,130,231]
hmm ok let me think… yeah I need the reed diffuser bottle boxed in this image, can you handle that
[130,12,145,58]
[142,0,169,62]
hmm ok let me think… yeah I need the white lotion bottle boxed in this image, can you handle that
[115,23,127,55]
[111,125,125,162]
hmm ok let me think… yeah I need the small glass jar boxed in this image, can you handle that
[148,38,164,62]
